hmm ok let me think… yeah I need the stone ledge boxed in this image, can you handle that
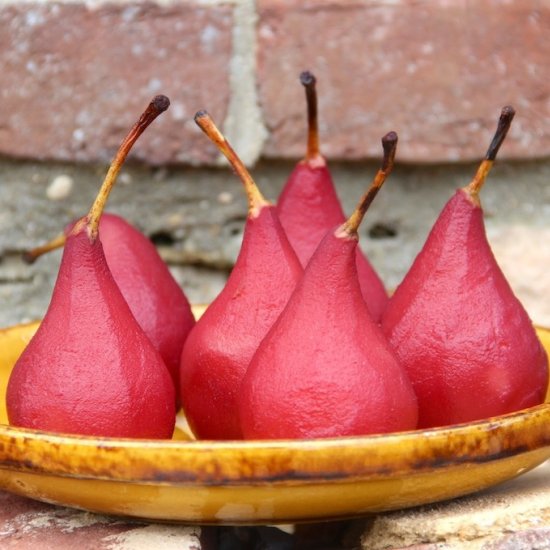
[361,461,550,549]
[1,158,549,329]
[0,491,201,549]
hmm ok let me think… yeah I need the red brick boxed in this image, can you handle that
[257,0,550,162]
[0,2,233,165]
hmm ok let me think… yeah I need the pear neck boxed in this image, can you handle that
[339,166,389,237]
[86,95,170,240]
[300,70,321,162]
[302,154,326,170]
[462,158,493,207]
[301,231,361,308]
[463,105,515,207]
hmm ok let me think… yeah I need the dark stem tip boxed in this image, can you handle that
[486,105,515,161]
[382,131,398,148]
[381,131,398,171]
[152,94,170,113]
[194,109,209,122]
[300,70,316,88]
[500,105,516,122]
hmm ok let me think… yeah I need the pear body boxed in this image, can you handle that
[7,229,176,438]
[382,190,549,428]
[90,213,195,390]
[179,206,303,440]
[277,161,388,321]
[239,230,418,439]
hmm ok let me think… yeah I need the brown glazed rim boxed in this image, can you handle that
[0,402,548,487]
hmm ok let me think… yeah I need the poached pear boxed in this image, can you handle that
[179,111,303,440]
[239,132,418,439]
[381,106,549,428]
[7,96,176,438]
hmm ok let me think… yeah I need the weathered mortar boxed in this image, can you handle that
[1,158,548,328]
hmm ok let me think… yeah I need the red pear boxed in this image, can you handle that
[7,96,176,438]
[239,132,418,439]
[381,107,548,428]
[276,71,388,321]
[179,111,303,440]
[24,212,196,392]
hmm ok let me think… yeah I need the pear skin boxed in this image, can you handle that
[7,229,176,437]
[180,206,303,439]
[25,213,195,395]
[381,107,549,428]
[382,189,548,428]
[239,132,418,439]
[278,157,346,266]
[239,230,418,439]
[90,213,195,391]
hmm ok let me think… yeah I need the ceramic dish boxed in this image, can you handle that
[0,318,548,525]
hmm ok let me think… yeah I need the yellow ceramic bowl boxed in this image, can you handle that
[0,314,548,525]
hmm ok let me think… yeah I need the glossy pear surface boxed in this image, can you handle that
[180,206,303,440]
[7,228,176,438]
[277,160,388,321]
[86,213,195,390]
[239,229,418,439]
[382,189,549,428]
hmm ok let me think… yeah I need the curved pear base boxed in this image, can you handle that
[0,320,549,525]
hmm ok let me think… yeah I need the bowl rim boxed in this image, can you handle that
[0,402,549,486]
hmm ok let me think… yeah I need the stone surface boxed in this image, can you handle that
[362,461,550,549]
[258,0,550,162]
[0,1,233,165]
[46,174,74,201]
[0,158,548,329]
[0,492,201,549]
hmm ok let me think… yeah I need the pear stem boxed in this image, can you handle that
[194,110,268,214]
[85,95,170,240]
[464,105,515,199]
[339,132,398,237]
[300,71,320,162]
[23,232,67,264]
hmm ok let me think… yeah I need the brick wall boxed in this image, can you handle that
[1,0,549,166]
